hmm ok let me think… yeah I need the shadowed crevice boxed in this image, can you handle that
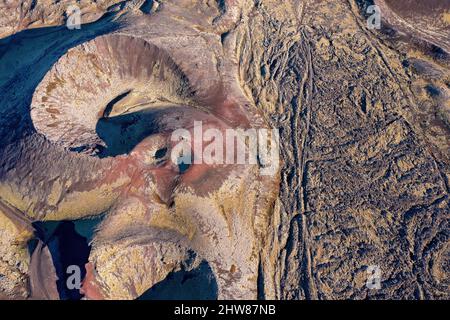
[137,261,218,300]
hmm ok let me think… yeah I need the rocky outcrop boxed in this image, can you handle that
[237,0,449,299]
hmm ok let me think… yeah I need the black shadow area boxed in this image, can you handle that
[138,261,218,300]
[32,218,102,300]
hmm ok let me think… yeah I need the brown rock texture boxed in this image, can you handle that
[376,0,450,54]
[0,0,134,39]
[0,0,449,300]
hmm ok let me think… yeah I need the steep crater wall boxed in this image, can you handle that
[31,34,193,155]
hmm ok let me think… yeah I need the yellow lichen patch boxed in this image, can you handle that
[0,184,39,219]
[396,157,415,172]
[98,247,151,300]
[118,199,147,223]
[88,198,147,244]
[0,199,33,245]
[411,183,434,198]
[0,215,33,247]
[353,268,369,289]
[333,41,366,62]
[214,184,244,232]
[349,208,385,247]
[149,209,196,240]
[442,11,450,25]
[47,180,63,206]
[316,37,332,61]
[0,207,31,296]
[173,190,231,243]
[91,241,185,300]
[44,176,130,221]
[364,121,408,159]
[0,212,20,243]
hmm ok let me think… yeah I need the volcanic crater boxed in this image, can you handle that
[31,34,195,157]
